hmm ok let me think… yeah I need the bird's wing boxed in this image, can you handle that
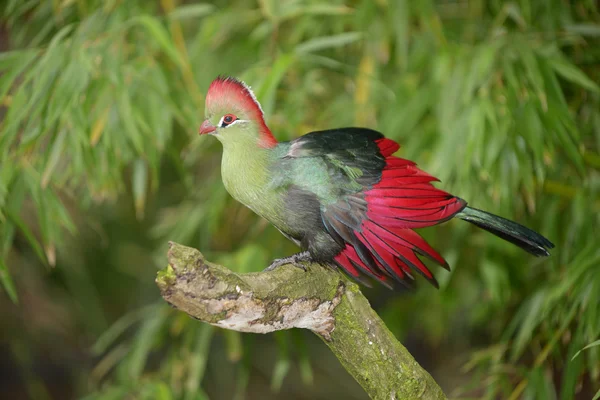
[283,127,466,288]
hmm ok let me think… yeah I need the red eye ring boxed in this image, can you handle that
[221,114,237,127]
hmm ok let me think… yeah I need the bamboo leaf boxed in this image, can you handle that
[550,58,600,93]
[0,50,38,102]
[126,307,167,381]
[510,291,546,360]
[2,2,600,398]
[90,108,110,146]
[571,339,600,361]
[80,386,128,400]
[168,4,215,21]
[224,330,243,363]
[271,331,290,392]
[300,5,353,16]
[295,32,363,54]
[561,337,584,400]
[149,382,175,400]
[393,0,409,69]
[234,361,250,400]
[0,257,18,303]
[565,24,600,37]
[293,331,313,386]
[270,357,291,392]
[280,4,353,20]
[118,91,144,154]
[132,159,148,220]
[184,325,213,400]
[5,209,46,265]
[92,305,158,355]
[130,15,184,67]
[253,53,294,117]
[41,130,67,188]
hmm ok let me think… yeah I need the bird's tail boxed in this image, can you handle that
[456,206,554,256]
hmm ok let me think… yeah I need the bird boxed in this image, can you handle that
[199,76,554,289]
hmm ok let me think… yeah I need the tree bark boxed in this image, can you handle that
[156,242,447,400]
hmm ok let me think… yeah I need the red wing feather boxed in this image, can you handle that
[329,138,466,288]
[375,138,400,156]
[334,244,392,289]
[365,195,458,208]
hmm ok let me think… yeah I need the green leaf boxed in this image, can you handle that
[230,244,267,274]
[0,257,18,303]
[126,307,168,380]
[92,305,158,355]
[184,325,213,400]
[254,53,294,117]
[0,220,15,256]
[504,3,527,28]
[168,4,215,21]
[132,159,148,220]
[393,0,409,69]
[565,24,600,37]
[148,382,174,400]
[571,339,600,361]
[80,386,129,400]
[550,58,600,93]
[0,49,38,102]
[234,352,251,400]
[41,130,67,188]
[293,331,313,385]
[519,44,544,96]
[47,24,76,50]
[561,337,585,400]
[510,291,546,360]
[5,208,46,265]
[280,4,354,20]
[464,44,497,101]
[480,259,510,305]
[301,5,353,16]
[271,331,290,392]
[224,330,243,362]
[130,15,184,67]
[526,367,556,400]
[270,358,291,393]
[295,32,363,54]
[118,91,144,154]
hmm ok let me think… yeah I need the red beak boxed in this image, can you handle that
[199,120,216,135]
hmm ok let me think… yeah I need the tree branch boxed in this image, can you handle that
[156,242,447,400]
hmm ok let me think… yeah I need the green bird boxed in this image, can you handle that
[199,76,554,288]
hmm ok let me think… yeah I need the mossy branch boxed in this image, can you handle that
[156,242,447,400]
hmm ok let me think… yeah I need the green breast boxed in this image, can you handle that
[220,140,287,228]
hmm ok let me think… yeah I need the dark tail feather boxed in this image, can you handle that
[456,206,554,256]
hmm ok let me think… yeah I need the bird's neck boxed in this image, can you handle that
[220,134,278,213]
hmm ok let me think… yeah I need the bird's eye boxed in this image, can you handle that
[221,114,237,127]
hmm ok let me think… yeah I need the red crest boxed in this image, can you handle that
[205,76,276,148]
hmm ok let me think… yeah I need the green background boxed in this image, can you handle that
[0,0,599,399]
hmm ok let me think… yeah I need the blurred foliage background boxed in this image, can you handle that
[1,0,599,399]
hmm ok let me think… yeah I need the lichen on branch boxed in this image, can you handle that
[157,242,447,400]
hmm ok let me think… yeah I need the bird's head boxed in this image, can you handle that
[199,76,277,148]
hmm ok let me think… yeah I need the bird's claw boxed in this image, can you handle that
[264,252,311,272]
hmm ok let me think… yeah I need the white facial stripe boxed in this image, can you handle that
[218,118,248,128]
[227,119,247,127]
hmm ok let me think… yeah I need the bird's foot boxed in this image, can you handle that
[264,251,312,272]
